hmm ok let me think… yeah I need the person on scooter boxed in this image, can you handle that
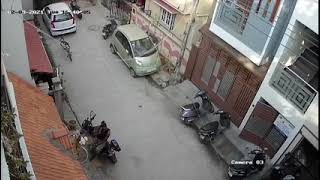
[95,121,110,141]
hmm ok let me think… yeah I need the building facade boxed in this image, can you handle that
[238,0,318,178]
[130,0,214,74]
[185,0,296,128]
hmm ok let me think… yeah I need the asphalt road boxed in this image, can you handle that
[39,1,228,179]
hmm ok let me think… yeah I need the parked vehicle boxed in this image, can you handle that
[198,110,231,144]
[228,148,268,179]
[89,139,121,163]
[59,37,72,61]
[110,24,161,77]
[42,2,76,36]
[180,91,215,125]
[102,19,117,39]
[81,111,121,164]
[270,166,297,180]
[269,153,303,180]
[80,110,97,135]
[70,0,82,19]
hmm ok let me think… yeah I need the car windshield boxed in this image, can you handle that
[54,13,72,22]
[131,37,157,57]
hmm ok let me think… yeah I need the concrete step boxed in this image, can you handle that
[210,133,244,164]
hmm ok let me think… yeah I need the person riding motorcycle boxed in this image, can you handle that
[89,121,112,160]
[95,121,110,141]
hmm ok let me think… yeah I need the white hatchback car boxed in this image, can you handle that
[42,2,76,36]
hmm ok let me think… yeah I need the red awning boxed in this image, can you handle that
[153,0,179,14]
[24,21,53,74]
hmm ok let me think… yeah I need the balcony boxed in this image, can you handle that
[210,0,290,65]
[270,63,317,113]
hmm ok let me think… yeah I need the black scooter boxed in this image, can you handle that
[180,91,214,125]
[70,0,82,19]
[269,153,302,180]
[102,19,117,39]
[270,166,297,180]
[81,111,121,163]
[198,110,231,144]
[228,148,268,179]
[89,139,121,163]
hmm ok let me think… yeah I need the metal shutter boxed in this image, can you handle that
[265,126,287,151]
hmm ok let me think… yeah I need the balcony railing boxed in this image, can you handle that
[270,63,317,113]
[216,1,248,34]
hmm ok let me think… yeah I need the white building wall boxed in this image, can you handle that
[239,0,318,164]
[1,0,33,83]
[209,0,289,66]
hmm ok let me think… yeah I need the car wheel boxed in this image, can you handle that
[130,68,137,78]
[110,44,116,54]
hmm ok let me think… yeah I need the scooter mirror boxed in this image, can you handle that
[90,114,96,120]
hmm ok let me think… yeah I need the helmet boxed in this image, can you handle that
[100,121,107,127]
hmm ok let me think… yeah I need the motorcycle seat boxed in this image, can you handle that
[181,103,200,110]
[230,163,252,170]
[200,121,219,132]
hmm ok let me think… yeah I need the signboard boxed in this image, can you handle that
[273,114,295,137]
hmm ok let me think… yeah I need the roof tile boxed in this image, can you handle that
[8,73,87,180]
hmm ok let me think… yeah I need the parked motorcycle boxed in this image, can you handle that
[198,110,231,144]
[89,139,121,163]
[70,0,82,19]
[227,148,268,179]
[270,165,297,180]
[269,153,302,180]
[180,90,215,125]
[81,110,96,135]
[102,19,117,39]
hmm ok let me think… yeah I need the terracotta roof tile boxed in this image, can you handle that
[8,73,87,180]
[24,21,53,74]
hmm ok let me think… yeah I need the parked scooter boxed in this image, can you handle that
[227,148,268,179]
[102,19,117,39]
[269,153,302,180]
[198,110,231,144]
[70,0,82,19]
[81,110,121,163]
[89,139,121,163]
[270,166,297,180]
[180,90,215,125]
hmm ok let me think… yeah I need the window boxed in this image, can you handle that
[160,8,176,30]
[201,56,217,84]
[217,71,235,100]
[130,37,157,57]
[53,13,72,22]
[115,31,132,56]
[115,31,127,45]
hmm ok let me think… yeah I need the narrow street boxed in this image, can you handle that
[40,1,228,179]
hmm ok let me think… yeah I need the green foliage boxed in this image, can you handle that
[1,103,32,180]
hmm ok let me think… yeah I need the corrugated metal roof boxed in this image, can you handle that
[24,21,53,74]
